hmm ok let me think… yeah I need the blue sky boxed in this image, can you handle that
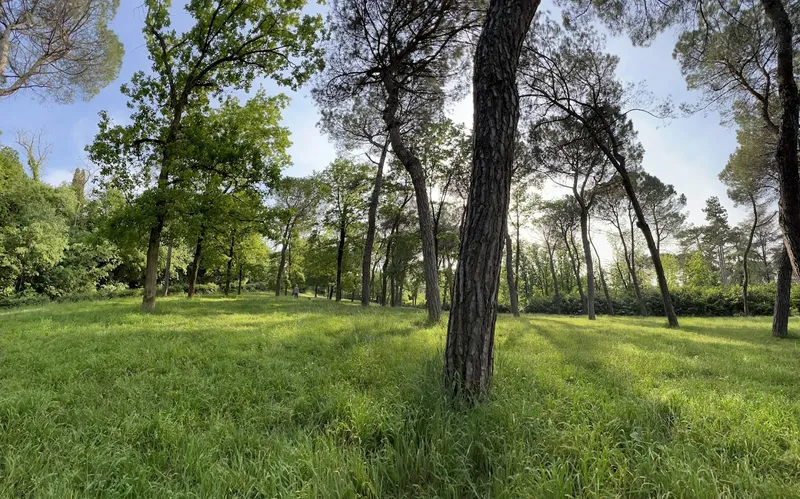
[0,1,739,228]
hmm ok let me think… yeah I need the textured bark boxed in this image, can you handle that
[762,0,800,278]
[187,230,204,299]
[382,78,441,322]
[445,0,539,400]
[773,246,792,338]
[361,139,389,306]
[742,195,758,316]
[578,211,595,320]
[335,218,346,302]
[162,238,173,297]
[504,226,520,316]
[142,210,166,312]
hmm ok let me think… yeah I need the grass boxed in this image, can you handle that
[1,295,800,498]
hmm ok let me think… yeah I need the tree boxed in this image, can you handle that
[702,197,733,286]
[0,0,123,101]
[533,117,615,319]
[271,176,324,296]
[322,159,370,302]
[519,18,679,327]
[719,124,775,316]
[445,0,540,400]
[638,173,687,252]
[316,0,482,322]
[14,130,51,182]
[88,0,322,312]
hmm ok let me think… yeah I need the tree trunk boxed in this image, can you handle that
[361,138,389,306]
[237,263,244,296]
[275,220,292,296]
[546,240,561,311]
[591,234,614,316]
[743,195,759,316]
[564,232,586,313]
[762,0,800,279]
[162,238,173,297]
[224,231,235,296]
[142,212,166,312]
[579,210,596,320]
[382,79,441,322]
[615,220,646,316]
[336,218,346,302]
[504,226,520,316]
[445,0,539,400]
[187,230,204,299]
[773,246,792,338]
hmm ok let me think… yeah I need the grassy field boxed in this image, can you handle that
[1,295,800,498]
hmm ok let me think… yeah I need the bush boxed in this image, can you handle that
[522,284,792,317]
[244,281,271,292]
[194,283,218,295]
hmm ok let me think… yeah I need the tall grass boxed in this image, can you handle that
[0,295,799,497]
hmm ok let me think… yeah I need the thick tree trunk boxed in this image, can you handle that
[773,246,792,338]
[187,230,204,299]
[762,0,800,278]
[444,0,539,400]
[504,226,520,316]
[162,238,173,297]
[579,211,596,320]
[224,231,235,296]
[361,139,389,306]
[591,234,614,316]
[382,79,441,322]
[336,219,346,302]
[142,213,166,312]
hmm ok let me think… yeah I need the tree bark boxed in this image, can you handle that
[382,78,441,322]
[237,263,244,296]
[564,232,586,313]
[142,211,166,312]
[162,238,173,297]
[445,0,539,400]
[578,210,596,319]
[187,229,204,299]
[504,226,520,316]
[335,218,346,302]
[762,0,800,278]
[773,246,792,338]
[361,138,389,306]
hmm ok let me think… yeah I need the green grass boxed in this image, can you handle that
[1,295,800,497]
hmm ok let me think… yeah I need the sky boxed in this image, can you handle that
[0,1,742,230]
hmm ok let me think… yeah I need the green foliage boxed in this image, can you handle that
[1,296,800,496]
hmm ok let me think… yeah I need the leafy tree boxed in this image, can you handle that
[88,0,322,312]
[638,173,687,252]
[0,0,123,101]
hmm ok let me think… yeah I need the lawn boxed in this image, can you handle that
[1,295,800,498]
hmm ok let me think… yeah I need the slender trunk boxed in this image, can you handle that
[564,232,586,313]
[361,138,389,306]
[237,263,244,296]
[773,246,792,338]
[504,226,520,316]
[445,0,539,400]
[615,261,629,291]
[590,234,614,316]
[382,79,441,322]
[142,212,166,312]
[275,220,292,296]
[162,238,173,297]
[336,218,346,302]
[188,230,204,298]
[328,285,333,300]
[224,231,235,296]
[762,0,800,278]
[579,210,596,320]
[515,212,521,292]
[546,240,561,311]
[615,221,646,316]
[743,195,758,316]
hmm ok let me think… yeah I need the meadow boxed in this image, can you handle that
[1,294,799,497]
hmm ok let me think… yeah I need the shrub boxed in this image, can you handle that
[194,283,218,295]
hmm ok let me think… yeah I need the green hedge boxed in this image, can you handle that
[522,284,796,317]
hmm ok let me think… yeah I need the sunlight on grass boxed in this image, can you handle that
[1,295,799,497]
